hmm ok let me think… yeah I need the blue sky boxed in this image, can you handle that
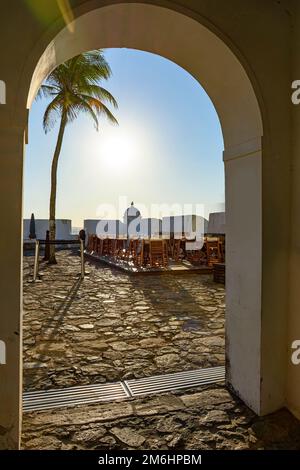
[24,48,224,227]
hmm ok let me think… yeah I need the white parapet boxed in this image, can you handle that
[84,219,127,239]
[162,215,208,239]
[207,212,226,234]
[139,218,162,238]
[23,219,75,240]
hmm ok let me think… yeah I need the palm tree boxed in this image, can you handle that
[38,50,118,263]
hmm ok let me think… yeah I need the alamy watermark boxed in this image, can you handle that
[94,197,207,248]
[0,340,6,365]
[0,80,6,104]
[291,340,300,365]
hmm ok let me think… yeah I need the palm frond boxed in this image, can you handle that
[68,98,100,130]
[42,94,63,133]
[78,84,118,108]
[36,84,59,100]
[37,49,118,133]
[81,95,118,125]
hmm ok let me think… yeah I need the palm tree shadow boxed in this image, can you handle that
[37,276,83,355]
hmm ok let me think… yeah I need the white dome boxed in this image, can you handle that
[124,202,141,220]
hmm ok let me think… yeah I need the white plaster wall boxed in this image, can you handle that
[27,3,263,150]
[23,219,74,240]
[224,144,262,412]
[0,0,293,450]
[84,220,98,237]
[84,219,127,239]
[162,215,208,239]
[287,0,300,420]
[139,218,162,238]
[207,212,226,234]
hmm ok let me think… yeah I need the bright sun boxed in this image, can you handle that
[98,128,138,170]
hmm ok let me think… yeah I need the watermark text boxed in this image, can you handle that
[0,80,6,104]
[0,340,6,364]
[291,340,300,365]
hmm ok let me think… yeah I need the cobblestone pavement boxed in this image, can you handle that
[23,250,225,391]
[22,250,300,450]
[22,385,300,450]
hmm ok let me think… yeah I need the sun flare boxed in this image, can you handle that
[98,128,138,170]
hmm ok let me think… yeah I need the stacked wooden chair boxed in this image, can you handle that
[123,239,134,262]
[166,239,173,258]
[205,237,222,267]
[172,239,182,262]
[108,239,117,257]
[115,239,125,259]
[87,234,94,252]
[186,248,206,265]
[218,237,225,262]
[149,240,168,267]
[133,239,145,267]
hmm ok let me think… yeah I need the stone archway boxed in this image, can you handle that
[1,1,272,449]
[26,0,264,410]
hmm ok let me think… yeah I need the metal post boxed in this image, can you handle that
[80,240,85,279]
[43,230,50,261]
[33,240,40,282]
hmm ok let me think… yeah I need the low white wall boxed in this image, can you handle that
[162,215,208,238]
[23,219,74,240]
[86,216,209,240]
[84,219,99,237]
[139,218,162,238]
[85,218,162,238]
[84,219,127,238]
[207,212,226,234]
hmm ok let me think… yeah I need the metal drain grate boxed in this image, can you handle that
[23,366,225,412]
[125,366,225,397]
[23,381,129,412]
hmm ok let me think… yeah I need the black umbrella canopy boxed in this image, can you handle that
[29,213,36,239]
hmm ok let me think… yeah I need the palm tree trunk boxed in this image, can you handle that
[49,113,67,264]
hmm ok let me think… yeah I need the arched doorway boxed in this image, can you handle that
[26,0,264,410]
[2,2,269,449]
